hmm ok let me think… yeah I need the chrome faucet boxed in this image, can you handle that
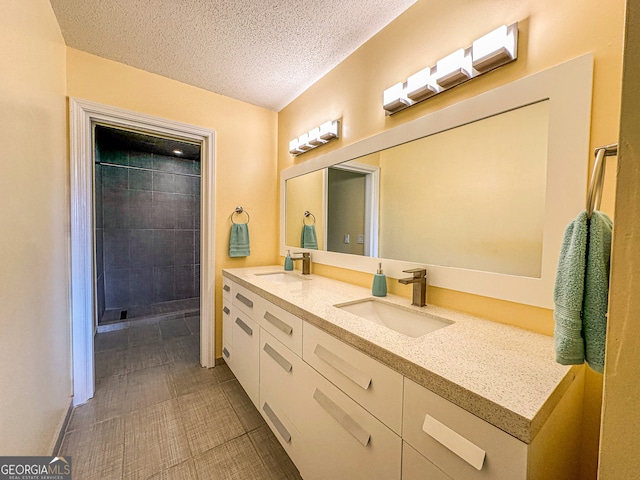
[398,268,427,306]
[292,252,311,275]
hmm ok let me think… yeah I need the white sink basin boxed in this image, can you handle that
[255,271,310,284]
[335,299,452,338]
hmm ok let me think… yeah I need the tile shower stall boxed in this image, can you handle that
[94,128,201,324]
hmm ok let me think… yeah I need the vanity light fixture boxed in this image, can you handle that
[289,120,340,156]
[435,49,473,89]
[472,24,518,72]
[382,22,518,115]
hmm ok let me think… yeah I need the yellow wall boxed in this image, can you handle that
[285,169,325,249]
[0,0,71,454]
[278,1,625,478]
[66,48,279,358]
[599,0,640,476]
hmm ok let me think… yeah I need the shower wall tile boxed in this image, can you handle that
[97,146,201,313]
[96,229,104,278]
[175,265,195,299]
[103,189,129,229]
[175,230,195,266]
[129,151,153,170]
[153,230,175,267]
[129,169,152,191]
[106,269,130,308]
[152,192,176,229]
[175,195,195,229]
[152,172,175,193]
[195,231,200,264]
[101,149,128,166]
[97,273,105,322]
[153,267,175,303]
[103,165,129,189]
[130,229,153,267]
[104,229,130,270]
[129,190,153,229]
[130,267,154,306]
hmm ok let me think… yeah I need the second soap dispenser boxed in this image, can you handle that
[284,250,294,271]
[372,263,387,297]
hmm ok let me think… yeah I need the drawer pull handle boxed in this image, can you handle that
[263,402,291,443]
[235,317,253,336]
[264,343,293,372]
[422,414,486,471]
[235,293,253,309]
[223,306,230,315]
[223,284,231,292]
[264,311,293,335]
[222,347,230,358]
[314,344,372,390]
[313,388,371,447]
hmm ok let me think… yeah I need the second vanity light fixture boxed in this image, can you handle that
[289,120,340,156]
[383,23,518,115]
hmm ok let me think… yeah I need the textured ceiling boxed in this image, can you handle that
[50,0,417,111]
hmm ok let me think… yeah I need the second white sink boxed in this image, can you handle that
[335,299,452,338]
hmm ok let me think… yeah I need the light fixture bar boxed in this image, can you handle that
[289,120,340,156]
[383,22,518,115]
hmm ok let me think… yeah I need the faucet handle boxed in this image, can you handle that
[293,252,310,257]
[402,268,426,277]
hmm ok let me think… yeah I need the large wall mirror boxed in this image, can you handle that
[280,54,593,309]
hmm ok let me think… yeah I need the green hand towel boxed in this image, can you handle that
[583,211,612,373]
[554,211,588,366]
[301,224,318,250]
[229,223,250,257]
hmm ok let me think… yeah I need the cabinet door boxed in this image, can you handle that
[403,379,527,480]
[402,442,452,480]
[231,310,259,407]
[298,363,402,480]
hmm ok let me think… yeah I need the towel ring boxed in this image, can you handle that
[303,211,316,225]
[230,206,250,224]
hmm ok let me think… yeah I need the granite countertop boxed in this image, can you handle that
[223,266,575,444]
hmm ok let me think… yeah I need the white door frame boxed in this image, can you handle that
[69,98,216,406]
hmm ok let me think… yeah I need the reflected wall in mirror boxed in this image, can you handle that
[280,54,592,308]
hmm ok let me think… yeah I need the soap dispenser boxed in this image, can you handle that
[284,250,294,271]
[372,263,387,297]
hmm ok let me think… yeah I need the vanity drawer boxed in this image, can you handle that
[403,379,527,480]
[222,298,233,345]
[232,282,260,318]
[303,323,403,434]
[298,362,402,480]
[222,278,233,301]
[402,442,452,480]
[256,300,303,357]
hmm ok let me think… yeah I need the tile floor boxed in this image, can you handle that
[59,312,302,480]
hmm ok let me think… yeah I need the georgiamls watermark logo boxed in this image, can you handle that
[0,456,72,480]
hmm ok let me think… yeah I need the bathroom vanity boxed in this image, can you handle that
[221,266,583,480]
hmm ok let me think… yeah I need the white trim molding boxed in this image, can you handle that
[69,98,216,406]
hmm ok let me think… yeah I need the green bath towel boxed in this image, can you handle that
[554,211,588,366]
[229,223,250,257]
[583,211,612,373]
[301,224,318,250]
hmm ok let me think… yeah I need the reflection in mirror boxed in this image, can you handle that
[285,100,549,277]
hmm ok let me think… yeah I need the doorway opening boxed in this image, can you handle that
[69,98,216,406]
[94,125,202,326]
